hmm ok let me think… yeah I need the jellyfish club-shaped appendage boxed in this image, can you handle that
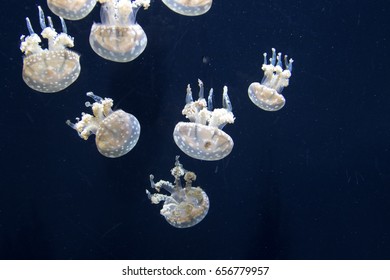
[146,156,210,228]
[173,79,235,161]
[89,0,150,62]
[66,92,141,158]
[47,0,97,20]
[248,48,294,111]
[20,6,81,93]
[161,0,212,16]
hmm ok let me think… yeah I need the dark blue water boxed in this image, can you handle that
[0,0,389,259]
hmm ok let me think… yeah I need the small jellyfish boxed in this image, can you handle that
[20,6,81,93]
[89,0,150,62]
[47,0,97,20]
[66,92,140,158]
[161,0,212,16]
[248,48,294,111]
[146,156,209,228]
[173,79,235,161]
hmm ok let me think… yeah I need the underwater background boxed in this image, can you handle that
[0,0,389,259]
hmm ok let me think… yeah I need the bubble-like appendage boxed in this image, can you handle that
[146,156,210,228]
[66,92,140,158]
[173,79,235,161]
[20,6,80,93]
[161,0,212,16]
[89,0,150,62]
[248,48,294,111]
[47,0,97,20]
[173,122,233,161]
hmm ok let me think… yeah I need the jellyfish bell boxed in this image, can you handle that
[94,109,140,157]
[20,6,80,93]
[173,79,235,161]
[89,0,150,62]
[47,0,97,20]
[162,0,212,16]
[248,48,294,111]
[66,92,141,158]
[146,156,209,228]
[173,122,233,161]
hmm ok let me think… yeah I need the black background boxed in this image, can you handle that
[0,0,389,259]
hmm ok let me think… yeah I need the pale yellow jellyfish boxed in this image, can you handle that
[173,79,235,161]
[89,0,150,62]
[66,92,141,158]
[20,6,80,93]
[146,156,209,228]
[162,0,212,16]
[47,0,97,20]
[248,48,294,111]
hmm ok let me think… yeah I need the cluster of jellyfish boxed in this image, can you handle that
[20,0,214,93]
[19,1,295,228]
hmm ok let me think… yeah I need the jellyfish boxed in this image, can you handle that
[146,156,209,228]
[47,0,97,20]
[20,6,80,93]
[248,48,294,111]
[66,92,140,158]
[89,0,150,62]
[161,0,212,16]
[173,79,235,161]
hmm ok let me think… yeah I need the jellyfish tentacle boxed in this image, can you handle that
[38,6,47,29]
[185,84,193,104]
[222,86,232,112]
[60,17,67,34]
[197,79,204,99]
[207,89,213,111]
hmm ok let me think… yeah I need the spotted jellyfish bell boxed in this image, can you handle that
[89,0,150,62]
[173,79,235,161]
[161,0,212,16]
[66,92,141,158]
[248,48,294,111]
[47,0,98,20]
[146,156,210,228]
[20,6,81,93]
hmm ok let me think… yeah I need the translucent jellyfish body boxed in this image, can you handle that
[248,48,294,111]
[66,92,140,158]
[47,0,97,20]
[162,0,212,16]
[89,0,150,62]
[173,79,235,161]
[146,156,209,228]
[20,6,80,93]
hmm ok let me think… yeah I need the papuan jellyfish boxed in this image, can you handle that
[146,156,209,228]
[248,48,294,111]
[47,0,98,20]
[161,0,212,16]
[89,0,150,62]
[66,92,141,158]
[173,79,235,161]
[20,6,81,93]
